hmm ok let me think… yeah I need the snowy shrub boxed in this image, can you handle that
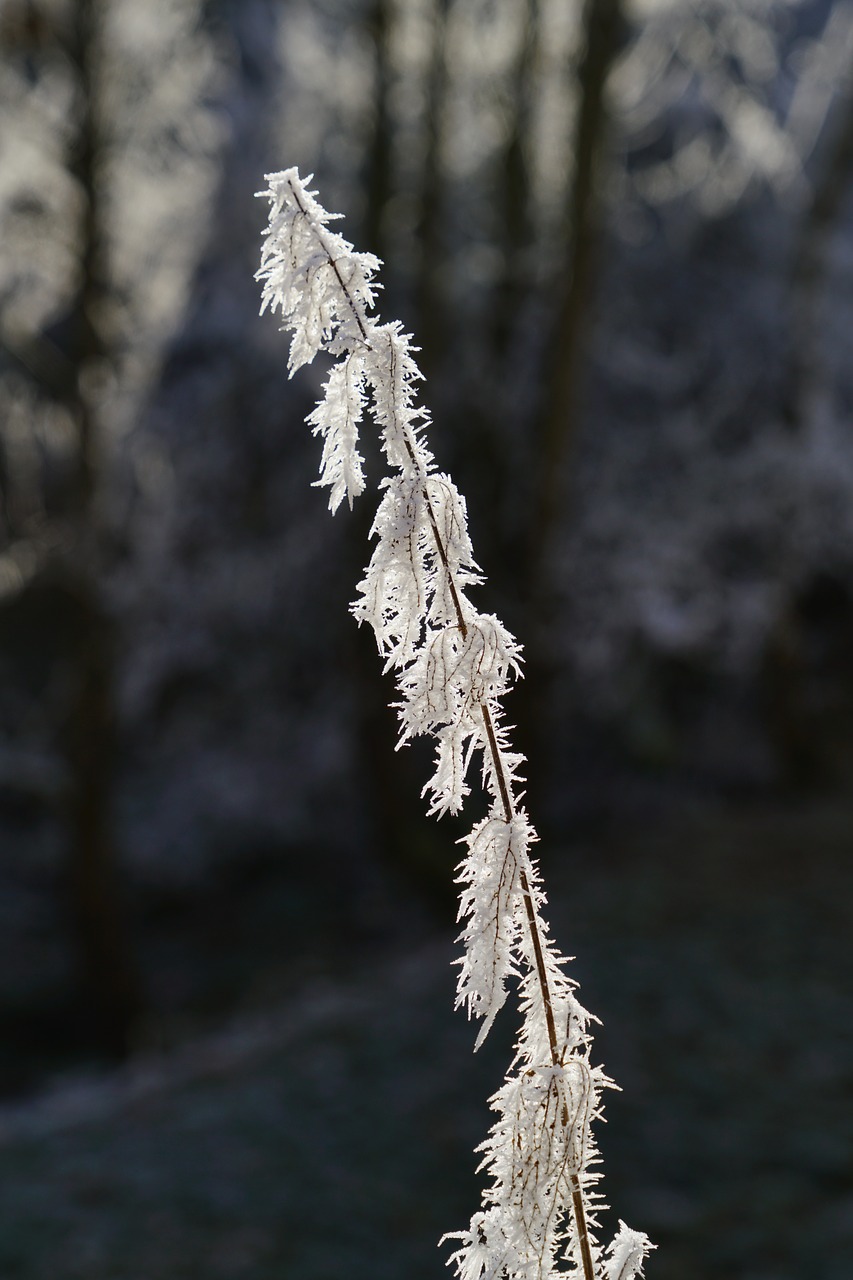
[257,168,654,1280]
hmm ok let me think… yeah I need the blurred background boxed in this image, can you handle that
[1,0,853,1276]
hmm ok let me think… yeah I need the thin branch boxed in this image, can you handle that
[257,170,653,1280]
[288,200,593,1270]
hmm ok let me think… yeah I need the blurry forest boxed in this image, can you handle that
[1,1,853,1278]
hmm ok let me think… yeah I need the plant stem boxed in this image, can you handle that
[297,201,598,1280]
[407,446,598,1280]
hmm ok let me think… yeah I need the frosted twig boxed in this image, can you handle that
[256,168,654,1280]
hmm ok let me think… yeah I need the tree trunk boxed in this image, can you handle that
[61,0,143,1057]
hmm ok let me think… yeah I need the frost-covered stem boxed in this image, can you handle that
[426,497,601,1280]
[256,169,653,1280]
[413,460,596,1280]
[401,413,563,1078]
[291,170,570,1086]
[401,429,568,1109]
[402,390,569,1136]
[407,395,601,1280]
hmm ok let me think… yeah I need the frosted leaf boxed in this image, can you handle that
[446,1059,605,1280]
[603,1223,656,1280]
[351,475,430,667]
[478,702,528,808]
[514,924,599,1069]
[424,474,483,623]
[454,809,528,1046]
[396,616,523,745]
[256,168,380,376]
[307,352,367,512]
[423,721,479,817]
[462,617,523,703]
[366,324,434,476]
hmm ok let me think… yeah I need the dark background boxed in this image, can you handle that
[1,0,852,1276]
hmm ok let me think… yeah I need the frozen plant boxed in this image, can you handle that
[256,168,654,1280]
